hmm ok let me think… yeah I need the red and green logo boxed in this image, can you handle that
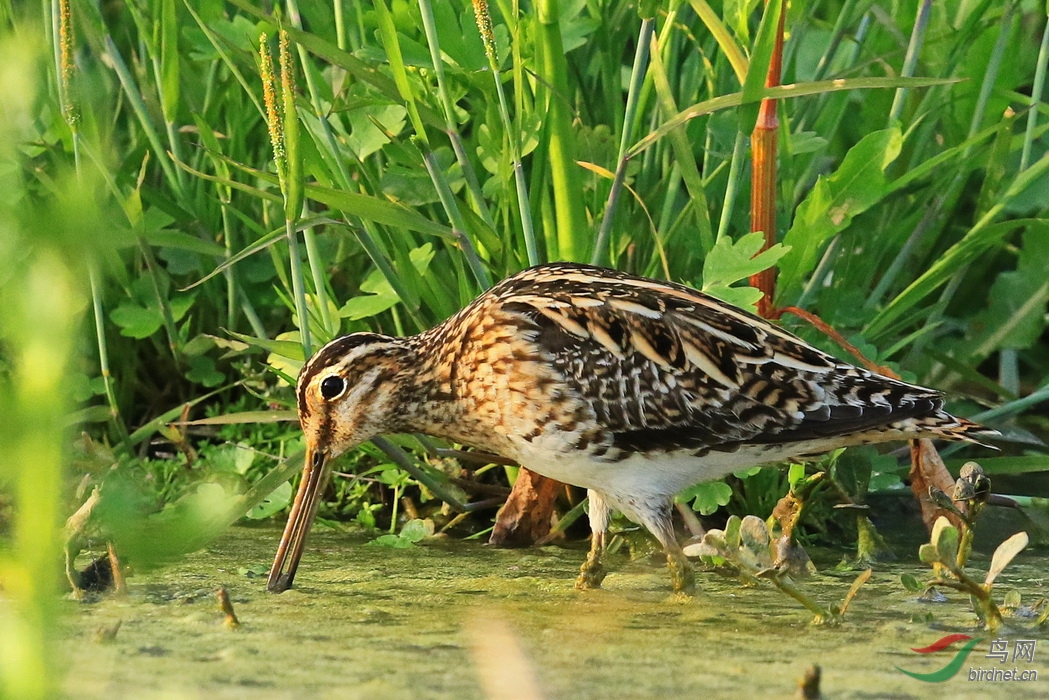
[895,634,984,682]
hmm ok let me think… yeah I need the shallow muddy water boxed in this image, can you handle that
[58,524,1049,699]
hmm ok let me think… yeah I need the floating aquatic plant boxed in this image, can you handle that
[687,514,870,624]
[905,462,1029,632]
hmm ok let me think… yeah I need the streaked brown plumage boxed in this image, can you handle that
[268,262,996,593]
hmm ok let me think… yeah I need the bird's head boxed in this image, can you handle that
[296,332,411,461]
[268,332,411,592]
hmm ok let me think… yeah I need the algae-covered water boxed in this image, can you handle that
[59,524,1049,699]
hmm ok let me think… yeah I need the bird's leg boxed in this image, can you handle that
[665,542,696,595]
[575,490,610,590]
[645,504,696,595]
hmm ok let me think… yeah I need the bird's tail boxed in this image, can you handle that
[911,412,1000,449]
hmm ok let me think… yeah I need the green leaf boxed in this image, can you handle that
[703,231,791,288]
[701,232,789,310]
[918,543,940,565]
[686,0,747,84]
[776,127,902,303]
[111,303,164,339]
[339,293,399,321]
[347,104,408,160]
[340,244,436,320]
[305,183,454,240]
[629,77,955,158]
[368,533,415,548]
[246,480,293,520]
[185,354,224,387]
[900,573,924,592]
[966,228,1049,360]
[724,515,742,549]
[930,517,959,566]
[400,518,434,543]
[207,443,256,475]
[679,480,733,515]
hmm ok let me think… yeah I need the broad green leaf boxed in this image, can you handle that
[966,228,1049,360]
[930,517,959,566]
[111,303,164,339]
[368,534,416,548]
[207,443,257,474]
[724,514,742,549]
[340,293,399,321]
[340,244,436,320]
[678,479,733,515]
[705,285,764,310]
[918,543,940,564]
[703,231,791,288]
[776,127,902,303]
[701,231,789,310]
[101,481,241,566]
[185,355,224,387]
[400,518,434,542]
[900,573,924,592]
[246,480,293,520]
[347,104,408,160]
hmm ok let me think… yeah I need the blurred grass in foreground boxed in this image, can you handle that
[0,23,111,698]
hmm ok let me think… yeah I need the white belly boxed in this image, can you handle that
[513,435,875,517]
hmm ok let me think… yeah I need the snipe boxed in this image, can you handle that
[268,263,995,594]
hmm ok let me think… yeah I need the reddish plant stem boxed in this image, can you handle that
[776,305,896,378]
[749,0,786,318]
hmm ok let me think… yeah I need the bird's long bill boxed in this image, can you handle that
[267,445,329,593]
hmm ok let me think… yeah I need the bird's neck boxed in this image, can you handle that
[378,328,496,449]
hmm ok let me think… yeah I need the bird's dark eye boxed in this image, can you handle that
[319,375,346,400]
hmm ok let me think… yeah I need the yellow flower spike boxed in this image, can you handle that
[259,33,286,192]
[279,30,302,221]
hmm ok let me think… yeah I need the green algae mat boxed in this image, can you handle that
[59,526,1049,699]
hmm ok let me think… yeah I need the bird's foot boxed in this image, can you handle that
[575,552,607,590]
[668,551,696,595]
